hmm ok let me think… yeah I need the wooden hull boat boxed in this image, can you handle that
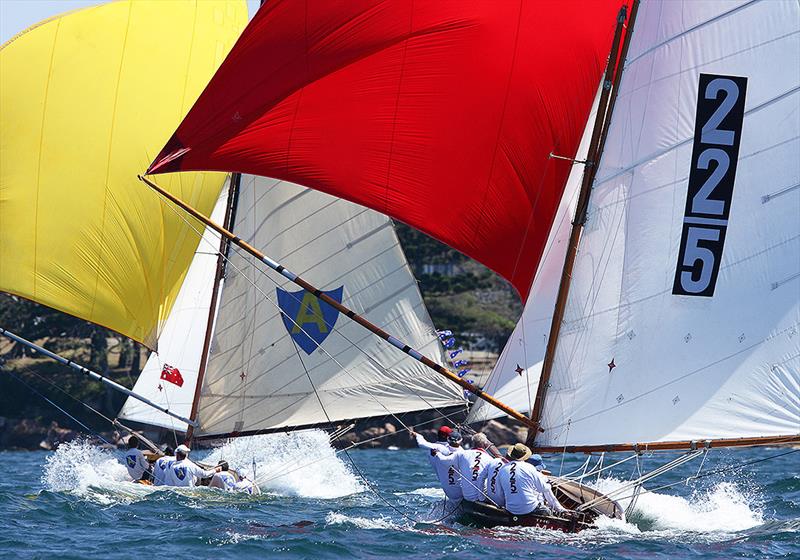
[456,500,594,533]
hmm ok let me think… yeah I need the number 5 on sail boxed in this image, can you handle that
[674,74,747,297]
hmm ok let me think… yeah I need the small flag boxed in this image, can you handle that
[449,348,463,359]
[453,359,469,368]
[160,364,184,387]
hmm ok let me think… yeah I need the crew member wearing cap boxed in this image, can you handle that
[163,444,220,487]
[498,443,567,516]
[409,426,463,502]
[527,453,550,474]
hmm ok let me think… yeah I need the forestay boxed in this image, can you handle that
[118,185,230,432]
[194,176,464,437]
[538,0,799,448]
[467,89,602,424]
[0,0,245,348]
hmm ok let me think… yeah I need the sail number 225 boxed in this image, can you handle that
[673,74,747,297]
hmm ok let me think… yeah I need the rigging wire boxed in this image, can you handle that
[157,192,467,433]
[609,447,800,507]
[2,367,112,446]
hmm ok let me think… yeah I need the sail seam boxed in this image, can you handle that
[627,0,760,65]
[544,321,800,433]
[595,86,800,187]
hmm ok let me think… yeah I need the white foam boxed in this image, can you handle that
[589,477,763,535]
[41,439,153,504]
[203,430,364,499]
[325,511,399,530]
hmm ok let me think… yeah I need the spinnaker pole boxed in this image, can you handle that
[0,327,198,428]
[138,174,537,430]
[526,2,638,447]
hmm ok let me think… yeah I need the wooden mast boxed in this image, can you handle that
[526,1,639,447]
[139,174,538,430]
[185,173,241,443]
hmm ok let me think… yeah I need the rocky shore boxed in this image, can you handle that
[0,414,528,451]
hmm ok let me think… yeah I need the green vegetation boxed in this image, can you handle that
[0,224,522,431]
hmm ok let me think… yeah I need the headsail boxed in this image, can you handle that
[0,0,246,348]
[536,0,799,450]
[118,184,230,432]
[146,0,626,301]
[193,176,464,438]
[466,88,603,424]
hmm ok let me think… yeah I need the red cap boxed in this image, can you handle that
[437,426,453,437]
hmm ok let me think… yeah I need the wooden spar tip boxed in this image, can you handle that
[532,434,800,454]
[137,174,538,431]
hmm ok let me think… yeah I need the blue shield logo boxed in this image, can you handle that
[174,466,187,481]
[277,286,343,355]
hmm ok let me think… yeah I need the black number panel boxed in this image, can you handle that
[673,73,747,297]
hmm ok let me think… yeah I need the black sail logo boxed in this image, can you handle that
[673,74,747,297]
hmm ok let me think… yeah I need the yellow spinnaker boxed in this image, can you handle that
[0,1,247,348]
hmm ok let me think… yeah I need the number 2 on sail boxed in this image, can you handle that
[673,74,747,297]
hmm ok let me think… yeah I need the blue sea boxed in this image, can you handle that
[1,431,797,559]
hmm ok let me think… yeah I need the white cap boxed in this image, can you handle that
[175,444,191,455]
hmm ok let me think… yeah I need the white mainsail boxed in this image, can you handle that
[194,175,464,437]
[118,184,230,432]
[467,89,602,424]
[536,0,800,448]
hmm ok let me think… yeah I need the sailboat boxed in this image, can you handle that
[0,0,463,491]
[141,0,799,531]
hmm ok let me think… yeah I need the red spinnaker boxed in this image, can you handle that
[148,0,625,300]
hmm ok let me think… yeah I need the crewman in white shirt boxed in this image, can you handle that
[410,426,462,502]
[498,443,568,516]
[454,433,493,502]
[209,461,237,491]
[152,446,175,486]
[479,455,506,507]
[123,435,152,483]
[164,444,220,487]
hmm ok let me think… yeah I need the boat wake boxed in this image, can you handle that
[41,430,363,504]
[41,439,153,505]
[204,430,364,499]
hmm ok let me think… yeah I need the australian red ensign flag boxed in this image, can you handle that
[160,364,184,387]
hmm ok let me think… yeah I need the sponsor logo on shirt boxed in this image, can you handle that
[490,464,501,493]
[126,455,137,469]
[471,452,482,481]
[174,466,187,481]
[448,466,456,486]
[509,463,518,494]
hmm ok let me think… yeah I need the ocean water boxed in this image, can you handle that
[1,430,797,559]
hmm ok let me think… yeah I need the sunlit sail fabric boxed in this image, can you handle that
[119,185,229,432]
[195,176,464,437]
[466,89,602,424]
[538,0,800,448]
[0,0,246,348]
[147,0,625,301]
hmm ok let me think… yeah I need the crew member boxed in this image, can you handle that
[123,435,152,483]
[152,446,175,486]
[209,460,237,491]
[164,444,220,487]
[498,443,568,516]
[409,426,462,502]
[454,433,493,502]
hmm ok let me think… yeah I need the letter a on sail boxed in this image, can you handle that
[277,286,344,354]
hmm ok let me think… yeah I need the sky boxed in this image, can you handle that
[0,0,260,45]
